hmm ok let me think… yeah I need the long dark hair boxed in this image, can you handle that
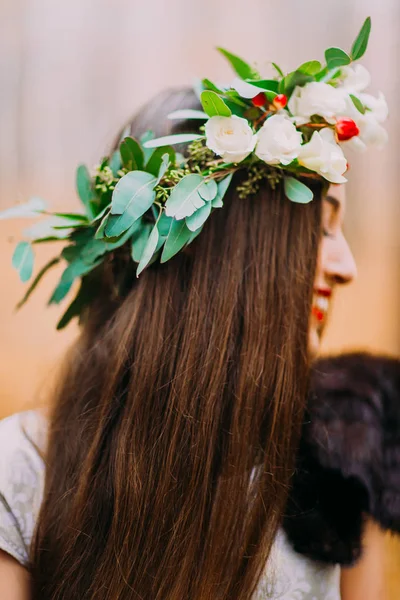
[30,88,322,599]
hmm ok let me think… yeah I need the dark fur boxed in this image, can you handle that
[284,352,400,565]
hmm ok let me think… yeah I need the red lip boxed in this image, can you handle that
[314,288,332,298]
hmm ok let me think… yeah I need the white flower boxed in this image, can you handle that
[288,82,347,126]
[255,114,303,165]
[205,115,257,163]
[297,128,347,184]
[337,64,371,93]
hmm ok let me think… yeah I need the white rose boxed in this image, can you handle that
[337,64,371,93]
[255,114,303,165]
[205,115,257,163]
[298,128,347,184]
[288,82,347,126]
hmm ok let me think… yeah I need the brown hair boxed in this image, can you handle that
[30,89,322,599]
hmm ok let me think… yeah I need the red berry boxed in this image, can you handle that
[336,118,360,141]
[252,92,267,107]
[273,94,288,110]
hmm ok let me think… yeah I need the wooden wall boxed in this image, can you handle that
[0,0,399,594]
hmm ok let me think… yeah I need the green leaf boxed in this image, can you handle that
[351,17,371,61]
[46,212,88,222]
[48,278,74,305]
[280,71,314,96]
[12,242,34,282]
[200,91,232,118]
[109,150,122,176]
[167,109,208,120]
[131,222,152,262]
[186,224,204,246]
[81,225,136,265]
[157,211,173,236]
[56,278,94,330]
[298,60,322,75]
[325,47,351,69]
[217,47,259,80]
[140,130,155,162]
[16,257,60,309]
[49,258,101,305]
[350,93,366,114]
[119,137,144,171]
[161,219,192,263]
[0,197,46,220]
[143,133,203,149]
[198,179,218,201]
[202,78,224,94]
[272,62,284,78]
[186,201,212,232]
[137,224,159,276]
[245,79,279,93]
[165,174,216,220]
[76,165,95,220]
[146,146,175,177]
[284,177,314,204]
[106,171,157,237]
[213,173,233,207]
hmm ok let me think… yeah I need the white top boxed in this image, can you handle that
[0,411,341,599]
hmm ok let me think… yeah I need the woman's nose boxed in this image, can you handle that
[325,236,357,285]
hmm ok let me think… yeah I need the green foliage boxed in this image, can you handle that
[107,171,157,237]
[280,71,314,96]
[325,47,351,69]
[161,219,192,263]
[212,173,233,207]
[186,201,212,232]
[351,16,371,60]
[17,258,60,309]
[202,78,224,94]
[200,91,232,118]
[168,109,208,120]
[12,242,34,282]
[120,137,144,171]
[76,165,96,220]
[146,147,175,177]
[217,47,259,80]
[271,62,284,78]
[165,174,218,220]
[246,79,279,93]
[350,94,366,114]
[137,223,159,276]
[284,177,314,204]
[298,61,322,75]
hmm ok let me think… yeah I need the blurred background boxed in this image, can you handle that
[0,0,399,593]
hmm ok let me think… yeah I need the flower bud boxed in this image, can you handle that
[335,117,360,141]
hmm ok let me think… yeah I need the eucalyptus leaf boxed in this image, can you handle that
[12,242,34,282]
[81,224,136,265]
[146,146,175,177]
[131,222,152,262]
[186,201,212,232]
[76,165,95,220]
[17,258,60,309]
[284,177,314,204]
[298,60,322,75]
[56,278,93,330]
[120,137,144,171]
[143,133,203,149]
[213,173,233,207]
[186,224,204,246]
[157,211,173,237]
[109,150,122,176]
[161,219,192,263]
[167,109,208,120]
[0,197,46,220]
[198,179,218,201]
[325,47,351,69]
[107,171,157,237]
[140,130,155,162]
[48,278,74,305]
[200,91,232,118]
[137,224,159,276]
[351,17,371,61]
[349,94,366,114]
[49,258,101,304]
[217,47,259,80]
[165,174,212,220]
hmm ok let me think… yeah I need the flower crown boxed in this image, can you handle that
[2,17,387,329]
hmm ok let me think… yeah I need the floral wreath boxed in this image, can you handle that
[1,17,388,329]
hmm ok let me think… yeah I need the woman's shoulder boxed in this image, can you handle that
[0,410,47,566]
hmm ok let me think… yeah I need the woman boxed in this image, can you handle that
[0,24,387,598]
